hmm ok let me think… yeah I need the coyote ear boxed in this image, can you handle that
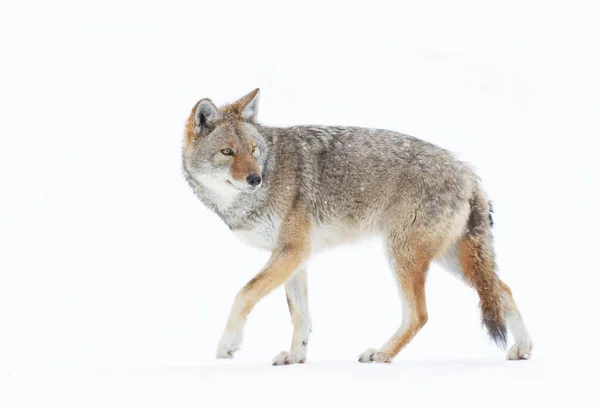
[239,88,260,122]
[194,99,219,133]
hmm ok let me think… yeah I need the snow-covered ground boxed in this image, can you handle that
[1,1,599,406]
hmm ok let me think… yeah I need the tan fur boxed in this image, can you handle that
[185,93,261,182]
[185,89,532,364]
[382,252,430,359]
[221,88,260,122]
[368,231,445,362]
[224,206,310,332]
[229,152,260,182]
[499,281,520,318]
[184,100,202,149]
[499,280,532,359]
[459,235,505,336]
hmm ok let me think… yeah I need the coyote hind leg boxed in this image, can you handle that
[438,243,533,360]
[358,232,433,363]
[500,281,532,360]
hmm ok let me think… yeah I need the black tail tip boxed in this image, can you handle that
[484,318,508,349]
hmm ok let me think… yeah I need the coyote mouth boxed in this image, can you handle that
[227,179,261,193]
[243,184,261,194]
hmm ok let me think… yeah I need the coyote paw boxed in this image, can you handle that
[506,342,532,360]
[358,348,393,363]
[272,350,306,366]
[216,330,242,359]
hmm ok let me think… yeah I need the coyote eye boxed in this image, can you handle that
[221,148,233,156]
[252,146,259,156]
[251,146,256,153]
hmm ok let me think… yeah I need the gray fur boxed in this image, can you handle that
[185,123,477,243]
[181,89,532,363]
[194,99,219,131]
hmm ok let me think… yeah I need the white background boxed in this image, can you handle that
[1,0,599,406]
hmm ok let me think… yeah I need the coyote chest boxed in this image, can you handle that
[233,215,281,250]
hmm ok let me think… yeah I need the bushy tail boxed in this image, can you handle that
[460,189,507,348]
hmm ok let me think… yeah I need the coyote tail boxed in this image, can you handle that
[461,189,507,348]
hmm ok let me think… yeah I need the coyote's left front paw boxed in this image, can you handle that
[358,348,393,363]
[216,330,242,359]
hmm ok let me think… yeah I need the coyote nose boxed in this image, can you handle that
[246,173,262,187]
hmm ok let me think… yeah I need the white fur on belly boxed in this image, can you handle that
[234,217,379,253]
[310,219,379,253]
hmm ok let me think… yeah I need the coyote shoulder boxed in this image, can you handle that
[182,88,532,365]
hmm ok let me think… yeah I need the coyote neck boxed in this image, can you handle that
[188,171,273,232]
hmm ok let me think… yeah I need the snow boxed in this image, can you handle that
[1,0,599,407]
[1,360,577,407]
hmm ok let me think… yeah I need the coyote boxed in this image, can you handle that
[182,88,532,365]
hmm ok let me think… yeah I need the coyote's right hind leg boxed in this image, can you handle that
[499,281,532,360]
[437,244,533,360]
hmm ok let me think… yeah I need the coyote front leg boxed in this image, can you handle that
[272,268,311,365]
[217,210,310,359]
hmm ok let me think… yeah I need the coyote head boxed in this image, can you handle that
[183,88,266,194]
